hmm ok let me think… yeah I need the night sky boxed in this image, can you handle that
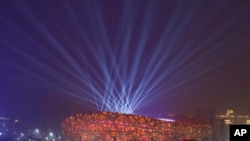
[0,0,250,130]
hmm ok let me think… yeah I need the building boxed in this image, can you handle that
[0,117,10,137]
[62,112,211,141]
[216,109,250,125]
[215,109,250,141]
[0,117,20,140]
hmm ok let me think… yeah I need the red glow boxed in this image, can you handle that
[62,112,211,141]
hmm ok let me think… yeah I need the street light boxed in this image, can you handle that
[49,132,53,137]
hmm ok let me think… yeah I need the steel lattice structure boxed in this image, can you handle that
[62,112,173,141]
[61,112,212,141]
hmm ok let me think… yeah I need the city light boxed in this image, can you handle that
[49,132,53,137]
[34,129,39,134]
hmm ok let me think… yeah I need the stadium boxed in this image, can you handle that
[61,112,211,141]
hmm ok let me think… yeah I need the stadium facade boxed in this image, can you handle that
[62,112,211,141]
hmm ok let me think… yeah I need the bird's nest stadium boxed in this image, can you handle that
[61,112,211,141]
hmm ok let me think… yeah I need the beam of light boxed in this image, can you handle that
[0,0,250,115]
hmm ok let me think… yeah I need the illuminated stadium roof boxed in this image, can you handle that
[62,112,173,141]
[61,112,211,141]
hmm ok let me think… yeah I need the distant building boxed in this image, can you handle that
[0,116,20,140]
[216,109,250,125]
[215,109,250,141]
[0,117,10,137]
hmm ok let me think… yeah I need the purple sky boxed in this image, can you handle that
[0,0,250,130]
